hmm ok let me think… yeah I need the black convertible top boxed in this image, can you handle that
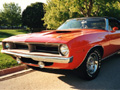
[69,17,117,20]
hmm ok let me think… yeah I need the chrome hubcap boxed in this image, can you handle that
[86,53,98,75]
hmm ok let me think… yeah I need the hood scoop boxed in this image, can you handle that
[43,30,82,35]
[56,30,82,33]
[56,31,71,33]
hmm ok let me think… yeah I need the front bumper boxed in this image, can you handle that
[1,50,73,64]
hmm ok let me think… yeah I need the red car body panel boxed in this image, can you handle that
[3,29,119,69]
[2,17,120,70]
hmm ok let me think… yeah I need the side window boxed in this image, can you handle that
[109,19,120,30]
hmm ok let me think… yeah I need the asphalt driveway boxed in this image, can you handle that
[0,54,120,90]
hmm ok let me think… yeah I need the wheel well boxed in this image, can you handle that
[90,46,104,58]
[76,45,104,70]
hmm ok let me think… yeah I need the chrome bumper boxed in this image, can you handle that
[1,50,73,63]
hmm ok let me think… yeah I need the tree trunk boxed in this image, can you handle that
[86,0,93,17]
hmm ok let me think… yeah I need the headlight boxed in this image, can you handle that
[5,43,10,49]
[59,44,69,56]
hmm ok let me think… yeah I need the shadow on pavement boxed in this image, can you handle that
[32,54,120,90]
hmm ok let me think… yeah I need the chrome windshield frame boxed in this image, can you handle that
[105,18,109,31]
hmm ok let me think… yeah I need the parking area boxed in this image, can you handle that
[0,54,120,90]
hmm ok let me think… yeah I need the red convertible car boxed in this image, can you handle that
[1,17,120,80]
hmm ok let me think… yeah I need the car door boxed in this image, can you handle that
[108,19,120,53]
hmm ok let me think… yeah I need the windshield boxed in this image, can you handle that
[57,18,106,30]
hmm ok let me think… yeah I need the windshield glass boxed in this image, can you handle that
[57,18,106,30]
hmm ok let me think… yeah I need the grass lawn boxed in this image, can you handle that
[0,45,19,70]
[0,29,29,42]
[0,29,29,70]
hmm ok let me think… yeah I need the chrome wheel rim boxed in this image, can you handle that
[86,52,99,75]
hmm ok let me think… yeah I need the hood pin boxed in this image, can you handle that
[57,36,62,38]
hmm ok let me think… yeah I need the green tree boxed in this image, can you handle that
[1,3,21,27]
[22,2,45,32]
[0,12,4,26]
[97,1,120,19]
[43,0,79,29]
[43,0,120,29]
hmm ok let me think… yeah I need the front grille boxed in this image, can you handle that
[14,43,28,49]
[3,42,59,54]
[34,44,59,54]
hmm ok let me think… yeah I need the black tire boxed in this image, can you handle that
[77,49,102,80]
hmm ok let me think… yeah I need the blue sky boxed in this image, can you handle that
[0,0,47,12]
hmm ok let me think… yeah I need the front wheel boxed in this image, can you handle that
[77,49,101,80]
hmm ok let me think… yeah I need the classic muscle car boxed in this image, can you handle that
[1,17,120,80]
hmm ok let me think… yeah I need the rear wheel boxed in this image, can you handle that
[78,49,101,80]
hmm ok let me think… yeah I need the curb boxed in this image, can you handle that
[0,69,33,81]
[0,64,28,76]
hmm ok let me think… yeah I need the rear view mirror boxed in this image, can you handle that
[112,27,118,31]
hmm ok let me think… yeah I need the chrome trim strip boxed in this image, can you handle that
[105,19,109,31]
[101,51,118,61]
[2,41,61,46]
[1,50,73,64]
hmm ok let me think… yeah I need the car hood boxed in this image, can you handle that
[3,29,105,44]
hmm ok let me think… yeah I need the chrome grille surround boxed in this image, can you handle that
[3,42,60,55]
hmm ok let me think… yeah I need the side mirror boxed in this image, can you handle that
[112,27,118,31]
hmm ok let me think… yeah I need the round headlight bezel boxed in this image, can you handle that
[5,43,11,49]
[59,44,69,56]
